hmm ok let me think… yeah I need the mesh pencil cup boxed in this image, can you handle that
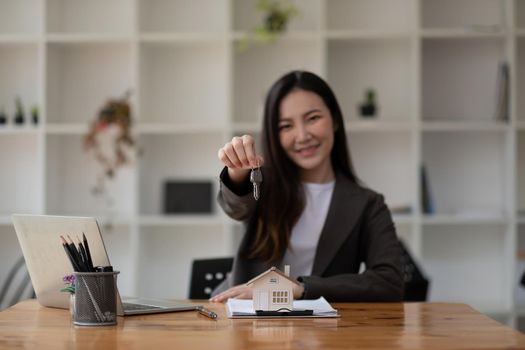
[73,271,119,326]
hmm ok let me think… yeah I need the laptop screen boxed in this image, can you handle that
[12,215,112,309]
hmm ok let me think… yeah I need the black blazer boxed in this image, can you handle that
[213,168,404,302]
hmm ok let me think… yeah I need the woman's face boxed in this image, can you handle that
[278,89,335,182]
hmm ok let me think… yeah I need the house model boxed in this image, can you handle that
[246,265,300,311]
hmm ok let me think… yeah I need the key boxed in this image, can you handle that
[250,167,263,200]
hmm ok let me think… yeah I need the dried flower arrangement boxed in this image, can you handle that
[84,90,136,197]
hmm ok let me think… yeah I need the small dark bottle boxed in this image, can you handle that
[359,89,377,118]
[14,96,25,125]
[0,108,7,125]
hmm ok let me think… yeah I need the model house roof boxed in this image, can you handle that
[245,266,301,287]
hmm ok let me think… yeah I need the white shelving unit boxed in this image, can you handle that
[0,0,523,329]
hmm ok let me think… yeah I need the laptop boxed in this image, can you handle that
[12,214,198,315]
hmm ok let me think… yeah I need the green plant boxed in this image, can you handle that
[238,0,300,52]
[14,96,25,124]
[31,105,39,124]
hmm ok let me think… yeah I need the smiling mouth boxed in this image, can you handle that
[296,144,319,157]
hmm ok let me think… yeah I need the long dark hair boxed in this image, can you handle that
[247,70,359,262]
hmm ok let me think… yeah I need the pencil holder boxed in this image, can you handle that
[73,271,119,326]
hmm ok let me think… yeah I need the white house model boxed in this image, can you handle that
[246,265,300,311]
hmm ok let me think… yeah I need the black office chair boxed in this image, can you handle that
[0,256,35,310]
[189,257,234,299]
[399,240,430,301]
[188,243,429,301]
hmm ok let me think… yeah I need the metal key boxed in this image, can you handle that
[250,167,263,200]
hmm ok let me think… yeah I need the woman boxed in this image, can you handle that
[211,70,403,302]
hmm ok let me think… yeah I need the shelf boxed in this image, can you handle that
[423,225,507,310]
[233,0,321,32]
[136,123,224,135]
[327,39,412,122]
[138,0,228,34]
[326,30,410,41]
[0,134,41,215]
[346,120,413,132]
[0,43,40,124]
[421,121,508,132]
[420,0,506,32]
[420,29,505,39]
[231,31,320,42]
[139,33,225,43]
[422,37,505,122]
[0,0,520,307]
[45,134,135,217]
[139,215,224,227]
[0,126,40,134]
[46,0,133,35]
[0,0,42,35]
[422,132,506,215]
[139,41,227,124]
[45,34,132,44]
[326,0,411,32]
[138,134,222,216]
[422,213,507,225]
[46,42,133,123]
[45,123,89,134]
[0,35,40,44]
[350,133,413,211]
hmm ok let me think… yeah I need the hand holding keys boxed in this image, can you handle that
[218,135,264,199]
[250,165,263,201]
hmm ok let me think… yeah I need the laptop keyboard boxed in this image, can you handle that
[122,302,162,311]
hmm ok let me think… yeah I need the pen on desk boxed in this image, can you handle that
[197,306,218,320]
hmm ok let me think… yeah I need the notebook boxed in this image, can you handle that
[12,214,198,316]
[226,297,339,318]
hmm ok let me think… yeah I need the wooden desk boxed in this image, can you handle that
[0,300,524,349]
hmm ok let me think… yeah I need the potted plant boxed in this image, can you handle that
[238,0,300,51]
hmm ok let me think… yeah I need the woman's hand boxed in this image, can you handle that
[218,135,264,184]
[209,284,252,303]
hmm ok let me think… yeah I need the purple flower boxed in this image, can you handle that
[62,274,75,286]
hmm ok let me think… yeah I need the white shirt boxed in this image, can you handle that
[282,181,335,280]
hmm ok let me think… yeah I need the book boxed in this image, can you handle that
[225,296,339,319]
[420,164,435,215]
[494,61,509,122]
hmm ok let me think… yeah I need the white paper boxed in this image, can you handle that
[226,296,338,317]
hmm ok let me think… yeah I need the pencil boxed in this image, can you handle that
[82,232,95,272]
[67,235,86,272]
[77,236,92,272]
[60,236,80,272]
